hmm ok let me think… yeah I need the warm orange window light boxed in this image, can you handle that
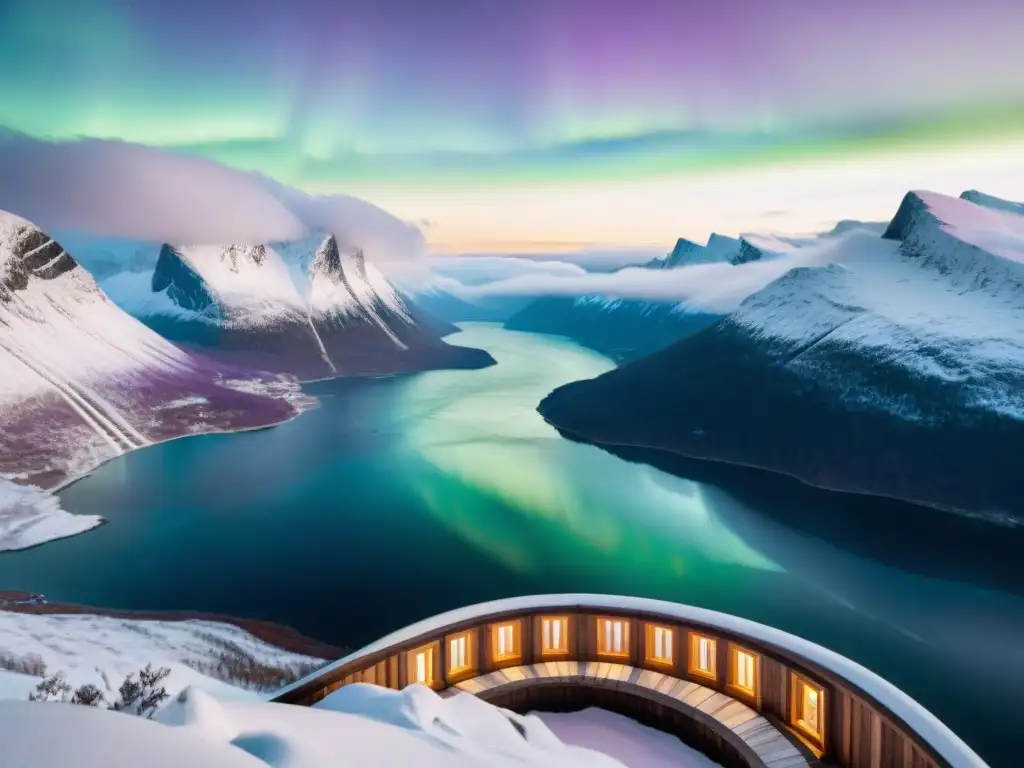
[688,633,717,680]
[408,644,434,686]
[541,616,569,654]
[597,617,629,657]
[492,621,520,660]
[645,624,674,665]
[791,673,825,742]
[729,645,758,696]
[448,632,472,674]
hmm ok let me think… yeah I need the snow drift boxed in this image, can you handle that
[0,685,635,768]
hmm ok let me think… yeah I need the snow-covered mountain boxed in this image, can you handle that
[0,211,305,541]
[539,189,1024,524]
[645,233,741,268]
[112,234,494,380]
[506,234,738,361]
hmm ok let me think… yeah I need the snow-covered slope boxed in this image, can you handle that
[959,190,1024,216]
[132,234,493,380]
[0,610,325,702]
[0,685,637,768]
[0,211,305,545]
[539,189,1024,522]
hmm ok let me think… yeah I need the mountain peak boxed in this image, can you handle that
[881,191,933,240]
[151,245,216,312]
[0,213,81,301]
[311,234,343,280]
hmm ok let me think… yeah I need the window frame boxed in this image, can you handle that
[727,643,759,698]
[446,630,473,675]
[789,671,826,747]
[540,616,570,656]
[596,616,631,659]
[644,623,675,667]
[687,632,718,681]
[491,620,521,662]
[407,642,436,687]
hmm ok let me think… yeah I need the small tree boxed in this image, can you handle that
[109,663,171,718]
[28,671,72,703]
[70,683,105,707]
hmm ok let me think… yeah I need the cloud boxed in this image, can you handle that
[0,132,424,259]
[449,228,883,313]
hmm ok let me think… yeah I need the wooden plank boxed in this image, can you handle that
[681,685,716,708]
[696,691,733,716]
[637,669,667,690]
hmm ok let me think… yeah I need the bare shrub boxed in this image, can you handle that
[181,632,323,692]
[0,651,47,677]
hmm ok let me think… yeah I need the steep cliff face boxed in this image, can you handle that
[0,211,302,490]
[539,190,1024,524]
[137,234,493,380]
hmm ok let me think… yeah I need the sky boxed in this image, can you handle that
[2,0,1023,252]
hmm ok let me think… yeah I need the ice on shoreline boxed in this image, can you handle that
[0,479,103,552]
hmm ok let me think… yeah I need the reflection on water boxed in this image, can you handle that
[396,325,779,578]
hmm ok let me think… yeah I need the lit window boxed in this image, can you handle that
[541,617,569,654]
[646,624,673,664]
[410,646,433,686]
[688,634,717,680]
[449,634,469,673]
[493,622,520,660]
[791,673,825,741]
[729,645,758,695]
[597,618,629,657]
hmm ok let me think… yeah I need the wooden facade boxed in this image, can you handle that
[270,603,955,768]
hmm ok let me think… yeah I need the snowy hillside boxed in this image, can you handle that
[0,210,307,548]
[127,233,493,380]
[0,684,669,768]
[539,189,1024,522]
[0,610,325,702]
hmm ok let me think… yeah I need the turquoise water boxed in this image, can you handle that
[0,324,1020,765]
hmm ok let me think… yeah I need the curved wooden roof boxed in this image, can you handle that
[269,594,989,768]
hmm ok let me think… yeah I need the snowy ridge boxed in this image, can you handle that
[729,193,1024,420]
[150,234,413,348]
[960,190,1024,216]
[647,233,740,269]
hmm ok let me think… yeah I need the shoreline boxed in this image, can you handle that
[1,404,313,556]
[0,590,345,660]
[538,414,1022,529]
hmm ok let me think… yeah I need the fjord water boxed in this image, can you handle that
[1,323,1021,766]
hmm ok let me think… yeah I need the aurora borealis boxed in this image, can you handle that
[3,0,1024,251]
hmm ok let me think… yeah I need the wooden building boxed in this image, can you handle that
[269,595,989,768]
